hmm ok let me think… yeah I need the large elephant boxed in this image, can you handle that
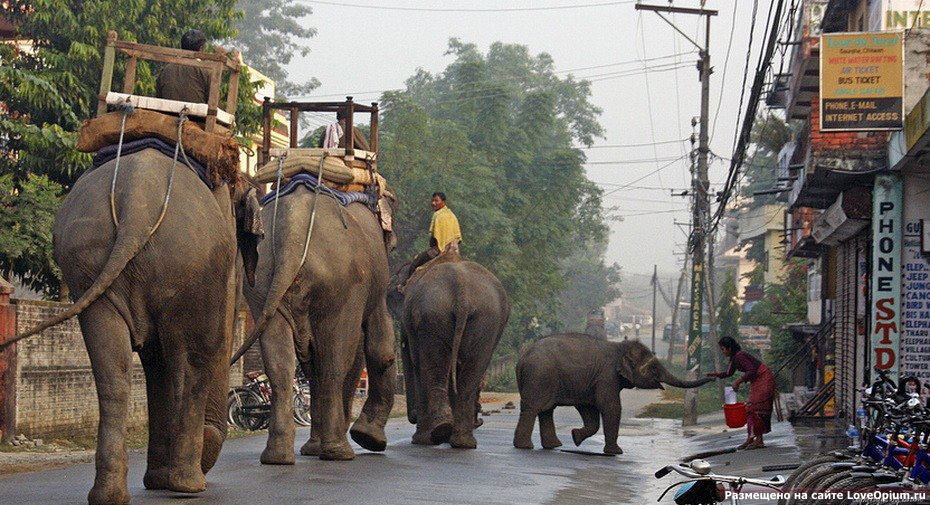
[5,149,260,504]
[513,334,713,455]
[238,186,396,463]
[387,257,510,448]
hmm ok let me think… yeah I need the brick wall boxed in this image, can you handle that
[2,299,246,440]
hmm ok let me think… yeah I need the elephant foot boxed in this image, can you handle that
[201,425,225,474]
[513,437,534,450]
[167,465,206,494]
[429,421,453,445]
[300,437,321,456]
[88,479,131,505]
[450,431,477,449]
[603,444,623,456]
[412,429,435,445]
[260,445,295,465]
[143,466,169,490]
[319,440,356,461]
[541,437,563,450]
[571,429,588,447]
[350,417,387,452]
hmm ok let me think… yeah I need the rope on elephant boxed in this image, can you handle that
[109,102,133,227]
[271,153,287,258]
[145,113,186,238]
[298,154,328,269]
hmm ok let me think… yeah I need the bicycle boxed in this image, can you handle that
[655,459,786,504]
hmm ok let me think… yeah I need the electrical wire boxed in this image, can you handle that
[299,0,635,12]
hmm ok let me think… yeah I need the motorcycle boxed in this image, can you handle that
[228,369,312,430]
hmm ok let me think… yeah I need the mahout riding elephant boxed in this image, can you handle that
[3,149,261,504]
[513,334,713,455]
[387,257,510,448]
[236,186,396,462]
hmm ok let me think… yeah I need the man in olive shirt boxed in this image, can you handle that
[155,30,211,104]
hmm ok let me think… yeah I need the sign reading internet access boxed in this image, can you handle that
[820,31,903,131]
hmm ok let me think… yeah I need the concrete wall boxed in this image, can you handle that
[0,297,245,441]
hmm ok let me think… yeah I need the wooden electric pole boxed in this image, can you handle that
[635,3,716,427]
[651,265,658,354]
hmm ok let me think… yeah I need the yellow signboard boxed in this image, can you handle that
[820,31,904,131]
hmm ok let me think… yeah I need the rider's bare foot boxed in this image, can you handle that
[745,441,765,450]
[735,440,753,450]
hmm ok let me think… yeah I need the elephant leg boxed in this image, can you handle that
[79,303,133,505]
[300,370,321,457]
[572,405,601,447]
[513,405,537,450]
[258,314,297,465]
[140,342,172,490]
[313,310,363,461]
[539,408,562,449]
[351,303,396,452]
[200,349,230,474]
[343,346,365,432]
[599,397,623,456]
[400,332,418,425]
[413,320,455,445]
[410,349,433,445]
[449,385,479,449]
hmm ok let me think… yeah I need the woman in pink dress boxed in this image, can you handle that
[707,337,775,450]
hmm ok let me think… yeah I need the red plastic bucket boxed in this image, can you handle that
[723,402,747,428]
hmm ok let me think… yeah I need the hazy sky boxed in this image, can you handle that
[283,0,778,282]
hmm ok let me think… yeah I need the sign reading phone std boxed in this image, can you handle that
[821,31,904,131]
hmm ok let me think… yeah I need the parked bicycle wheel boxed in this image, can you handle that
[292,387,312,426]
[228,388,268,431]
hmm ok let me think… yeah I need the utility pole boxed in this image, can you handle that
[651,265,658,354]
[635,3,716,427]
[667,258,688,365]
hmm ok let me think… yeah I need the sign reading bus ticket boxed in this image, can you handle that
[820,31,904,131]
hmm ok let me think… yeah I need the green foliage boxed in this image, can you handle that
[742,260,809,390]
[555,239,621,331]
[739,112,793,209]
[379,40,611,353]
[717,270,740,341]
[0,0,262,296]
[232,0,320,97]
[485,366,518,393]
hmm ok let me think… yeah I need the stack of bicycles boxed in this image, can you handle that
[777,369,930,505]
[227,368,313,430]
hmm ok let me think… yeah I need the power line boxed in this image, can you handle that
[300,0,635,12]
[294,52,696,100]
[710,0,739,144]
[600,155,688,197]
[577,138,688,149]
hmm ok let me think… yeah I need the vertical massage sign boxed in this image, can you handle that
[820,31,904,131]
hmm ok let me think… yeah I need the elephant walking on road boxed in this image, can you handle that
[239,187,396,463]
[513,334,713,455]
[388,257,510,448]
[4,149,261,505]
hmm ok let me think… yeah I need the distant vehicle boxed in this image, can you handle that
[662,324,672,341]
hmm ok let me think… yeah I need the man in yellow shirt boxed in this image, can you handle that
[409,192,461,274]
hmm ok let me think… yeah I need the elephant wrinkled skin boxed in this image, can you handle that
[49,150,259,504]
[388,260,510,449]
[513,334,713,455]
[242,187,396,463]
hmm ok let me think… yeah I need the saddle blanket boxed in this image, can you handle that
[92,137,212,189]
[260,172,376,207]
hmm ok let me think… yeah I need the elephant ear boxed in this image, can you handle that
[235,186,263,287]
[614,354,637,389]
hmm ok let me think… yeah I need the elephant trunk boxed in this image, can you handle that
[657,364,714,388]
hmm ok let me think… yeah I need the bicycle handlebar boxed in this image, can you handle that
[656,464,786,489]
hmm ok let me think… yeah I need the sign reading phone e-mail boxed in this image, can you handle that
[821,31,904,131]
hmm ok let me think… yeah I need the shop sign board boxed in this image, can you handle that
[820,31,904,131]
[871,174,903,383]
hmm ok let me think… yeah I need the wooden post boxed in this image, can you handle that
[260,97,272,166]
[122,57,137,95]
[204,66,222,132]
[370,102,379,154]
[0,275,16,443]
[290,106,299,148]
[97,31,118,116]
[345,96,355,159]
[226,51,241,119]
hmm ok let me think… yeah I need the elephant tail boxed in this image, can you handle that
[0,214,152,352]
[449,309,468,395]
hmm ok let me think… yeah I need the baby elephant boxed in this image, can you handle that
[513,334,712,455]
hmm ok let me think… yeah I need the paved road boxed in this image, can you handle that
[0,387,710,505]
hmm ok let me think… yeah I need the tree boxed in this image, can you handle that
[378,40,610,353]
[0,0,261,297]
[716,270,740,341]
[232,0,320,97]
[739,112,793,209]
